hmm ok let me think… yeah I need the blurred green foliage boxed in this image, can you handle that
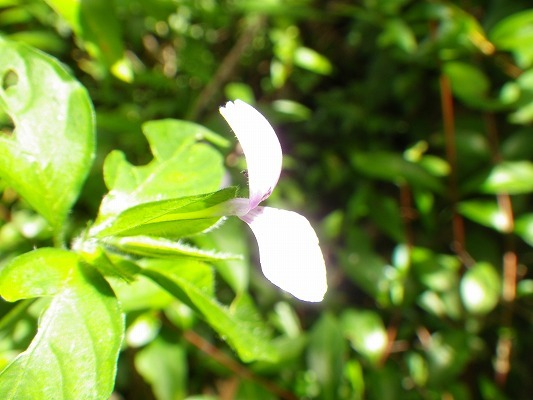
[1,0,533,399]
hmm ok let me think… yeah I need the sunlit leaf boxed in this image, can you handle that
[0,248,123,400]
[293,47,333,75]
[0,38,95,232]
[135,338,187,400]
[458,200,511,232]
[515,213,533,247]
[93,119,227,233]
[92,188,236,239]
[141,259,277,363]
[460,262,500,314]
[126,312,161,348]
[341,310,388,366]
[490,9,533,68]
[105,235,241,261]
[44,0,128,79]
[482,161,533,194]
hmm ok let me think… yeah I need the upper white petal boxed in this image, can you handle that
[240,206,327,302]
[220,100,282,209]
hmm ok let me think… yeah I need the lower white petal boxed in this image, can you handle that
[240,207,327,302]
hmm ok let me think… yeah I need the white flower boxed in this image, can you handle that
[220,100,327,302]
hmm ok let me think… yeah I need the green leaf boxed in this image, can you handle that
[341,227,391,305]
[43,0,128,79]
[0,248,123,400]
[293,47,333,75]
[482,161,533,194]
[105,235,242,261]
[458,200,511,232]
[92,187,236,238]
[443,61,497,108]
[0,38,95,232]
[490,9,533,68]
[460,262,501,314]
[341,310,388,366]
[109,274,174,313]
[351,151,445,193]
[515,213,533,247]
[378,18,417,54]
[93,119,227,232]
[135,338,187,400]
[501,128,533,160]
[192,216,250,294]
[426,331,473,384]
[141,259,277,363]
[307,313,345,400]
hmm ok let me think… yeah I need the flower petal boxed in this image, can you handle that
[240,206,327,302]
[220,100,282,209]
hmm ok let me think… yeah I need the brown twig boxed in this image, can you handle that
[484,113,518,387]
[399,184,415,250]
[188,16,266,120]
[439,73,471,266]
[182,329,299,400]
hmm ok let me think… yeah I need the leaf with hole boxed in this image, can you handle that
[0,38,95,233]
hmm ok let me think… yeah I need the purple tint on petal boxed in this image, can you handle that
[225,197,253,217]
[239,205,263,224]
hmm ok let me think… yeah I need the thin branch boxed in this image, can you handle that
[439,73,469,266]
[182,329,299,400]
[484,113,518,387]
[188,16,266,120]
[399,184,415,250]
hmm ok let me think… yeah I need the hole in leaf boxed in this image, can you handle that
[1,69,18,91]
[0,109,14,136]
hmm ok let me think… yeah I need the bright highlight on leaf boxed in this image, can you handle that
[219,100,327,302]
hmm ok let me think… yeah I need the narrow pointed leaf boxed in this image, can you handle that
[95,119,225,227]
[92,187,236,238]
[106,235,242,261]
[141,259,277,362]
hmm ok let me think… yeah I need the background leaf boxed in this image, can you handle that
[482,161,533,194]
[43,0,129,80]
[460,262,501,315]
[135,337,187,400]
